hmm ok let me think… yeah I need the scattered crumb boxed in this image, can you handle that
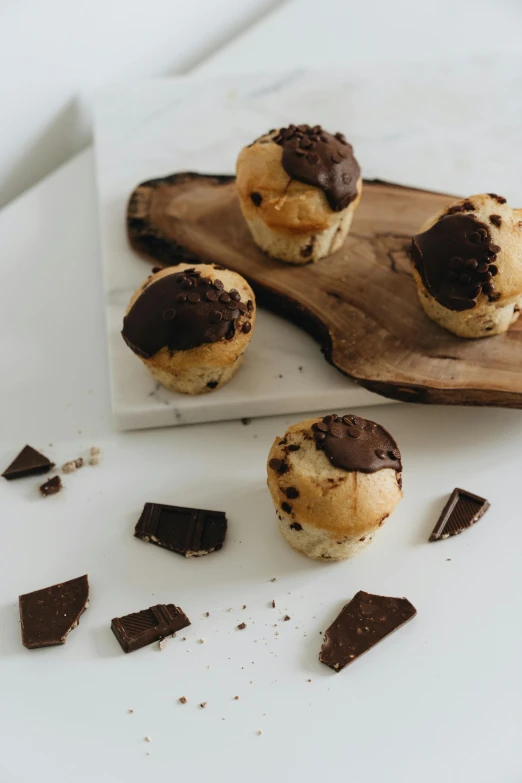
[39,475,62,496]
[307,679,312,682]
[200,702,207,709]
[146,752,151,756]
[227,608,233,612]
[62,457,83,474]
[234,696,239,700]
[88,446,101,466]
[446,558,452,561]
[171,633,176,638]
[199,638,205,644]
[204,612,210,617]
[275,631,279,636]
[278,374,283,379]
[242,605,247,610]
[207,665,211,669]
[270,578,276,583]
[159,638,167,651]
[128,709,134,714]
[283,615,291,622]
[144,736,151,743]
[179,696,187,704]
[257,729,263,736]
[182,637,187,641]
[271,600,276,608]
[237,622,246,630]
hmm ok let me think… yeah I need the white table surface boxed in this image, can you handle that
[3,2,522,781]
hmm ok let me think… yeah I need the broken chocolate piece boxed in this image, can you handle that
[39,475,62,496]
[429,488,490,541]
[19,575,89,649]
[111,603,190,653]
[319,590,416,672]
[2,445,54,480]
[135,502,227,557]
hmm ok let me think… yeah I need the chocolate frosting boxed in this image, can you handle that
[312,414,401,473]
[122,268,253,358]
[272,124,360,212]
[411,214,501,311]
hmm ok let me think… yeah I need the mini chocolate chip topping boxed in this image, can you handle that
[271,124,360,212]
[411,214,501,311]
[122,269,253,358]
[312,414,401,474]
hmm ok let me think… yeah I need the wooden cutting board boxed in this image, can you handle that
[127,174,522,408]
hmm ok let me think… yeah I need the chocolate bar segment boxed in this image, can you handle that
[2,444,54,480]
[19,575,89,649]
[320,590,416,672]
[111,603,190,653]
[429,488,490,542]
[135,502,227,557]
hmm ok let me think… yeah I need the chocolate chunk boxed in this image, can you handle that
[429,488,490,541]
[289,522,302,531]
[2,445,54,480]
[111,603,190,653]
[250,192,262,206]
[313,414,401,474]
[319,591,416,672]
[19,575,89,649]
[272,124,360,212]
[285,487,299,499]
[281,502,292,513]
[134,502,227,557]
[122,268,247,358]
[411,214,499,311]
[39,475,63,496]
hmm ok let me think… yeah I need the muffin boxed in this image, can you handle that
[122,263,256,394]
[411,193,522,338]
[236,124,362,264]
[267,413,402,561]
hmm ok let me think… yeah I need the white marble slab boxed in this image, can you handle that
[93,64,522,430]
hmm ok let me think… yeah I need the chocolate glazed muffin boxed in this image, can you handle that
[411,194,522,338]
[236,124,362,264]
[122,263,256,394]
[267,414,403,561]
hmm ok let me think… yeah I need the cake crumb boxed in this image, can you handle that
[242,605,247,609]
[128,709,134,714]
[237,622,246,630]
[179,696,187,704]
[204,612,210,617]
[283,615,291,621]
[62,457,84,474]
[257,729,263,736]
[200,702,207,709]
[199,638,205,644]
[159,638,167,651]
[88,446,101,466]
[234,696,239,700]
[144,736,151,743]
[270,578,276,582]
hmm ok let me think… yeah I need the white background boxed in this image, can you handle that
[2,0,522,208]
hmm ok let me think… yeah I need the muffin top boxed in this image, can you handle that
[122,266,254,359]
[411,193,522,311]
[270,124,360,212]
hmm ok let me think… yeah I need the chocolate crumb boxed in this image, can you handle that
[200,702,207,709]
[242,605,247,610]
[237,622,247,630]
[128,709,134,714]
[179,696,187,704]
[270,578,276,582]
[204,612,210,617]
[290,522,302,531]
[272,600,276,608]
[39,475,62,496]
[283,615,291,622]
[234,696,239,700]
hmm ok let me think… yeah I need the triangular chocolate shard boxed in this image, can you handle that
[429,488,490,541]
[320,591,416,672]
[2,445,54,480]
[19,575,89,649]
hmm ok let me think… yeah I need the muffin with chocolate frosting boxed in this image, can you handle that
[122,263,256,394]
[236,124,362,264]
[267,413,402,561]
[411,194,522,337]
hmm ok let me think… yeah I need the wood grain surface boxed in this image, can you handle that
[127,173,522,408]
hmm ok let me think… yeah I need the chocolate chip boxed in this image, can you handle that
[465,258,478,269]
[208,311,222,324]
[238,302,248,313]
[207,381,218,389]
[481,270,492,281]
[230,290,241,301]
[341,173,352,184]
[250,192,262,206]
[175,274,185,283]
[489,265,498,276]
[282,502,292,513]
[342,416,354,425]
[490,243,501,253]
[375,449,386,459]
[482,282,494,295]
[247,300,254,312]
[306,152,319,164]
[314,431,326,442]
[448,271,459,282]
[162,308,176,321]
[206,290,218,302]
[188,293,201,303]
[295,148,306,157]
[220,293,231,303]
[347,428,362,439]
[222,310,234,321]
[287,445,300,452]
[300,242,314,258]
[214,279,224,290]
[323,415,336,424]
[469,232,482,244]
[329,425,344,438]
[488,193,507,204]
[227,301,239,310]
[242,322,252,334]
[300,137,312,149]
[175,294,187,303]
[450,257,463,269]
[459,273,471,285]
[181,278,193,289]
[290,522,302,531]
[285,487,299,499]
[331,154,342,164]
[315,422,328,432]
